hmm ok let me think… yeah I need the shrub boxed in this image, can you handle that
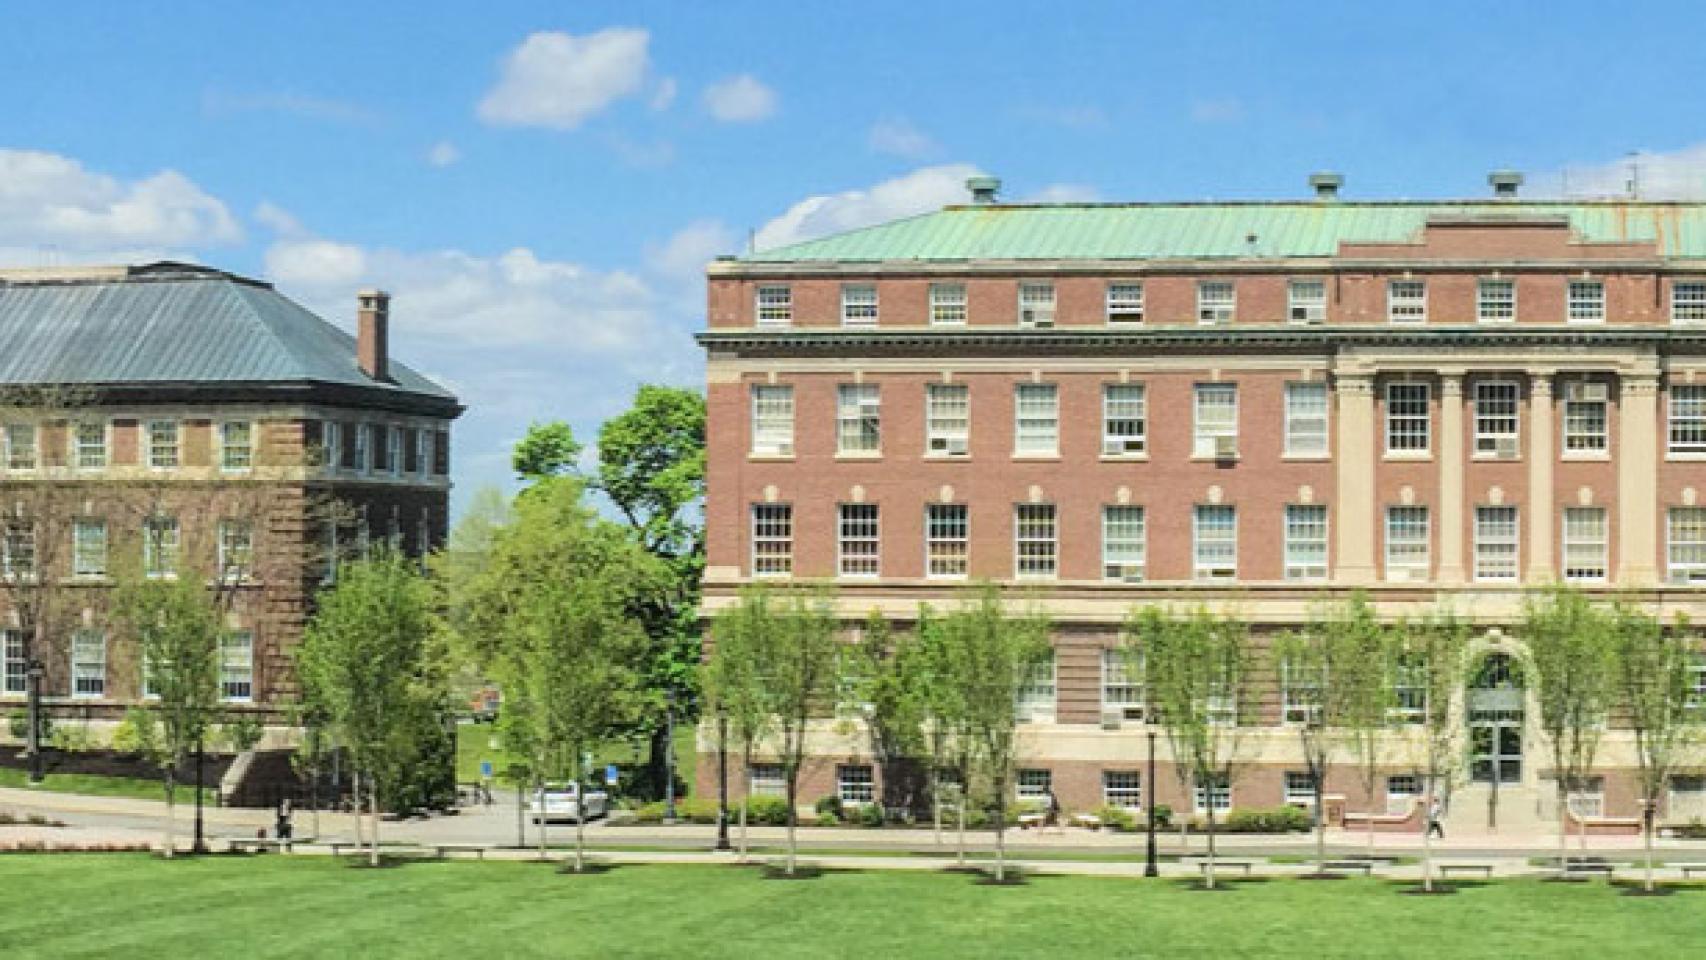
[1094,804,1137,832]
[857,802,885,828]
[1153,804,1174,830]
[1221,805,1313,834]
[49,721,93,753]
[8,710,52,744]
[220,716,266,753]
[743,794,792,826]
[633,797,720,824]
[1673,818,1706,840]
[817,812,839,826]
[111,708,161,758]
[814,795,844,821]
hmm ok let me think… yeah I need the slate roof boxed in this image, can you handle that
[740,201,1706,263]
[0,263,455,407]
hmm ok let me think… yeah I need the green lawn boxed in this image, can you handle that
[0,767,172,803]
[455,722,697,793]
[3,855,1703,959]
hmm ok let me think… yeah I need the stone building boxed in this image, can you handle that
[697,172,1706,832]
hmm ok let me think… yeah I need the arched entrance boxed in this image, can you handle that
[1468,652,1524,786]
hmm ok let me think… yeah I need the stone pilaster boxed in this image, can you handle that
[1526,372,1555,581]
[1618,373,1661,585]
[1437,373,1466,584]
[1334,372,1377,584]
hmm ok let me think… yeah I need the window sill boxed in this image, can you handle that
[1383,452,1433,462]
[1012,454,1061,462]
[1280,453,1330,462]
[1666,453,1706,462]
[833,452,883,462]
[1189,455,1240,463]
[1561,452,1611,462]
[922,454,972,462]
[1470,453,1523,463]
[1098,454,1150,463]
[747,454,796,463]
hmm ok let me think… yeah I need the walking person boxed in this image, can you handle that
[1426,795,1445,840]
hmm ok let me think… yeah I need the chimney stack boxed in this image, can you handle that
[966,176,1001,204]
[356,289,390,382]
[1308,171,1344,200]
[1488,169,1524,199]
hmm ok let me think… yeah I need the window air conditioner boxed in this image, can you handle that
[1021,308,1055,328]
[945,437,969,456]
[1101,709,1123,731]
[1494,436,1519,459]
[1121,705,1146,721]
[1214,435,1238,459]
[1119,564,1144,583]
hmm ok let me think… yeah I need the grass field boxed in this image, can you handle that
[2,855,1702,959]
[454,722,697,791]
[0,767,171,803]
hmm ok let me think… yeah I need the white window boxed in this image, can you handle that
[147,419,179,468]
[74,421,107,470]
[1281,659,1324,725]
[143,515,180,580]
[1673,775,1706,821]
[1668,507,1706,584]
[755,285,792,326]
[1284,382,1329,456]
[750,385,794,456]
[1562,507,1608,583]
[1388,279,1427,322]
[218,520,254,580]
[1391,656,1426,723]
[837,764,875,805]
[1102,506,1145,581]
[1386,382,1430,454]
[72,629,105,698]
[2,630,24,696]
[748,763,785,796]
[220,420,254,471]
[836,384,881,454]
[368,424,389,473]
[1563,381,1609,454]
[221,630,254,702]
[1288,279,1326,323]
[1193,384,1238,458]
[840,284,878,326]
[1688,657,1706,713]
[6,423,36,471]
[73,518,107,578]
[416,429,432,478]
[1385,506,1430,581]
[925,384,970,456]
[1017,657,1056,723]
[322,421,342,471]
[1102,649,1144,718]
[1474,506,1519,582]
[1386,775,1422,815]
[1018,282,1056,327]
[3,521,35,581]
[750,504,792,577]
[1673,282,1706,323]
[1285,772,1318,807]
[1284,505,1329,581]
[1194,774,1231,814]
[930,283,967,326]
[1014,384,1058,455]
[1017,768,1053,801]
[1568,280,1605,322]
[352,422,370,472]
[1014,504,1057,579]
[1102,384,1146,456]
[1669,385,1706,455]
[1206,693,1236,726]
[837,503,880,578]
[1193,504,1237,580]
[1474,381,1520,457]
[1197,281,1235,324]
[925,504,968,578]
[387,427,403,477]
[1477,278,1515,322]
[1106,283,1144,324]
[1103,771,1143,809]
[1566,777,1605,819]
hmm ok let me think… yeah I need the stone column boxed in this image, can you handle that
[1437,373,1466,585]
[1618,372,1661,585]
[1335,372,1377,584]
[1526,372,1555,582]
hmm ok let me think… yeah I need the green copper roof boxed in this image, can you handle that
[742,202,1706,262]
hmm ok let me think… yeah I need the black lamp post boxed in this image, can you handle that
[1144,730,1159,878]
[192,729,207,854]
[715,707,731,851]
[663,688,677,823]
[25,659,44,784]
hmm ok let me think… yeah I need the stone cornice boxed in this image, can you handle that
[711,258,1705,279]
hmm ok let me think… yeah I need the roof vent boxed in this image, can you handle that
[1308,172,1344,200]
[1488,169,1524,199]
[966,176,1001,205]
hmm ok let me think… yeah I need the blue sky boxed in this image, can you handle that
[4,0,1706,510]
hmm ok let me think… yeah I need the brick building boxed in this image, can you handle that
[0,262,459,738]
[698,172,1706,831]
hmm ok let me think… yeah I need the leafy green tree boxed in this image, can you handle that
[705,585,781,860]
[296,549,441,866]
[1135,604,1254,889]
[1330,597,1398,855]
[942,586,1051,883]
[1523,586,1618,873]
[457,477,660,870]
[766,586,845,876]
[849,613,928,817]
[913,606,972,858]
[1611,606,1703,892]
[1392,608,1471,892]
[512,421,583,483]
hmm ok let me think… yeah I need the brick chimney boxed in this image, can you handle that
[356,289,390,382]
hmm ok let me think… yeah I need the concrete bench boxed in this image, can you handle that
[1437,863,1495,879]
[226,838,290,854]
[1563,861,1614,877]
[433,843,490,860]
[1070,814,1103,830]
[1321,860,1375,875]
[1675,863,1706,879]
[1016,813,1046,830]
[1198,860,1254,877]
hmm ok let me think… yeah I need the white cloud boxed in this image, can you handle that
[754,164,982,251]
[426,141,462,168]
[646,219,738,287]
[1026,183,1101,203]
[0,149,242,253]
[1190,97,1245,124]
[477,28,651,130]
[650,77,678,111]
[201,89,376,125]
[702,74,778,123]
[252,201,309,238]
[1532,144,1706,199]
[868,117,938,159]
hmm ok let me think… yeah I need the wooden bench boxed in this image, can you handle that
[1563,861,1614,877]
[1437,863,1495,879]
[1198,860,1254,878]
[1321,860,1375,875]
[432,843,490,860]
[1070,813,1103,831]
[1676,863,1706,879]
[226,838,290,854]
[1016,813,1046,830]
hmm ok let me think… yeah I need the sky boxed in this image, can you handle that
[5,0,1706,512]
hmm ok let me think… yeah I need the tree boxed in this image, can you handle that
[1392,608,1471,892]
[511,421,583,483]
[1331,597,1397,855]
[849,613,928,817]
[912,605,972,857]
[942,586,1051,883]
[1611,605,1702,893]
[456,477,659,871]
[1136,604,1254,889]
[705,585,780,861]
[765,586,845,876]
[296,548,441,867]
[1524,586,1618,873]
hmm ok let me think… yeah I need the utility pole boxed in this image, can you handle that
[1144,730,1159,878]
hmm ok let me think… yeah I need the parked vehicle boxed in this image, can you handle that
[529,782,609,823]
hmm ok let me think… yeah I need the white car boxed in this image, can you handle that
[529,782,609,823]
